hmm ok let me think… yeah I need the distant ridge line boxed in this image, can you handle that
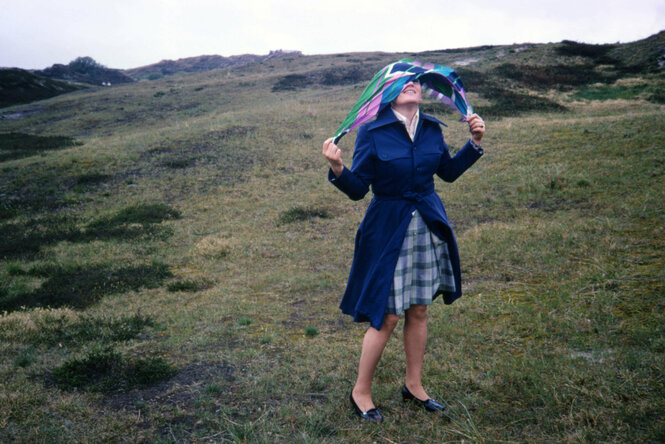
[125,50,303,80]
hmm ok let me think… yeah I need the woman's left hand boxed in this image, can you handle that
[467,114,485,145]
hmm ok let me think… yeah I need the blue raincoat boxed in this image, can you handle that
[328,107,483,330]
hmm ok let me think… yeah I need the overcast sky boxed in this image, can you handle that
[2,0,664,70]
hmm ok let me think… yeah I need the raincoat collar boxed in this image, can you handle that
[367,107,447,134]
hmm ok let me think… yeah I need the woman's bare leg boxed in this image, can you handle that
[403,304,429,400]
[351,314,400,412]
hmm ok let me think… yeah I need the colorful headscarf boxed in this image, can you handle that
[332,59,473,144]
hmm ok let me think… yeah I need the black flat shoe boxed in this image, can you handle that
[350,393,384,423]
[401,385,446,412]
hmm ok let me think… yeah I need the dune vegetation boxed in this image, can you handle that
[1,34,664,442]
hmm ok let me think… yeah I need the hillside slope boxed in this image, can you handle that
[37,56,134,85]
[0,32,663,443]
[0,68,86,108]
[125,50,303,80]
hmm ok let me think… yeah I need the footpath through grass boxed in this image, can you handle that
[0,61,663,442]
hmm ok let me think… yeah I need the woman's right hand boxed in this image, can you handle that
[322,138,344,177]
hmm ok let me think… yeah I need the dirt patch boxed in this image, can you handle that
[104,361,236,411]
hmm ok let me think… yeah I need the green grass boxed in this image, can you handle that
[0,39,663,442]
[0,310,154,347]
[573,83,649,100]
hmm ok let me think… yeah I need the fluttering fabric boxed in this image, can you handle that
[385,210,456,316]
[332,59,473,144]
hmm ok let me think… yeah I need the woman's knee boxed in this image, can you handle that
[382,314,400,331]
[405,305,428,323]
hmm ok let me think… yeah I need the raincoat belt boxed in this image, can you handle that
[373,190,434,203]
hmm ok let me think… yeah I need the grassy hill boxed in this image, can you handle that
[0,33,663,442]
[125,50,302,80]
[0,68,86,108]
[36,56,135,86]
[1,57,134,109]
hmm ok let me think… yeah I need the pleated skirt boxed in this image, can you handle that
[386,210,456,315]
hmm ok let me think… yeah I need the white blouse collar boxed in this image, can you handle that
[391,107,419,141]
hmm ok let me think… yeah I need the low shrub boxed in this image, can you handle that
[0,214,80,258]
[75,172,111,185]
[53,346,176,392]
[0,199,20,220]
[647,85,665,104]
[5,262,26,276]
[88,203,181,227]
[238,316,252,326]
[492,63,611,90]
[162,157,195,169]
[556,40,618,64]
[474,86,567,118]
[278,206,331,224]
[320,64,378,86]
[205,383,222,395]
[573,84,648,101]
[305,326,319,337]
[0,207,177,259]
[272,74,310,92]
[14,347,35,368]
[0,132,81,162]
[0,262,172,312]
[166,279,212,293]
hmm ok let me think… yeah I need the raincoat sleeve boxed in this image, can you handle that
[328,125,375,200]
[436,139,483,183]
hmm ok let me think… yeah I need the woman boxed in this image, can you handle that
[322,73,485,423]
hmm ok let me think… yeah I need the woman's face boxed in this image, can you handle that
[393,79,422,106]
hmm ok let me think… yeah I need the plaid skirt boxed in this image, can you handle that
[386,210,456,315]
